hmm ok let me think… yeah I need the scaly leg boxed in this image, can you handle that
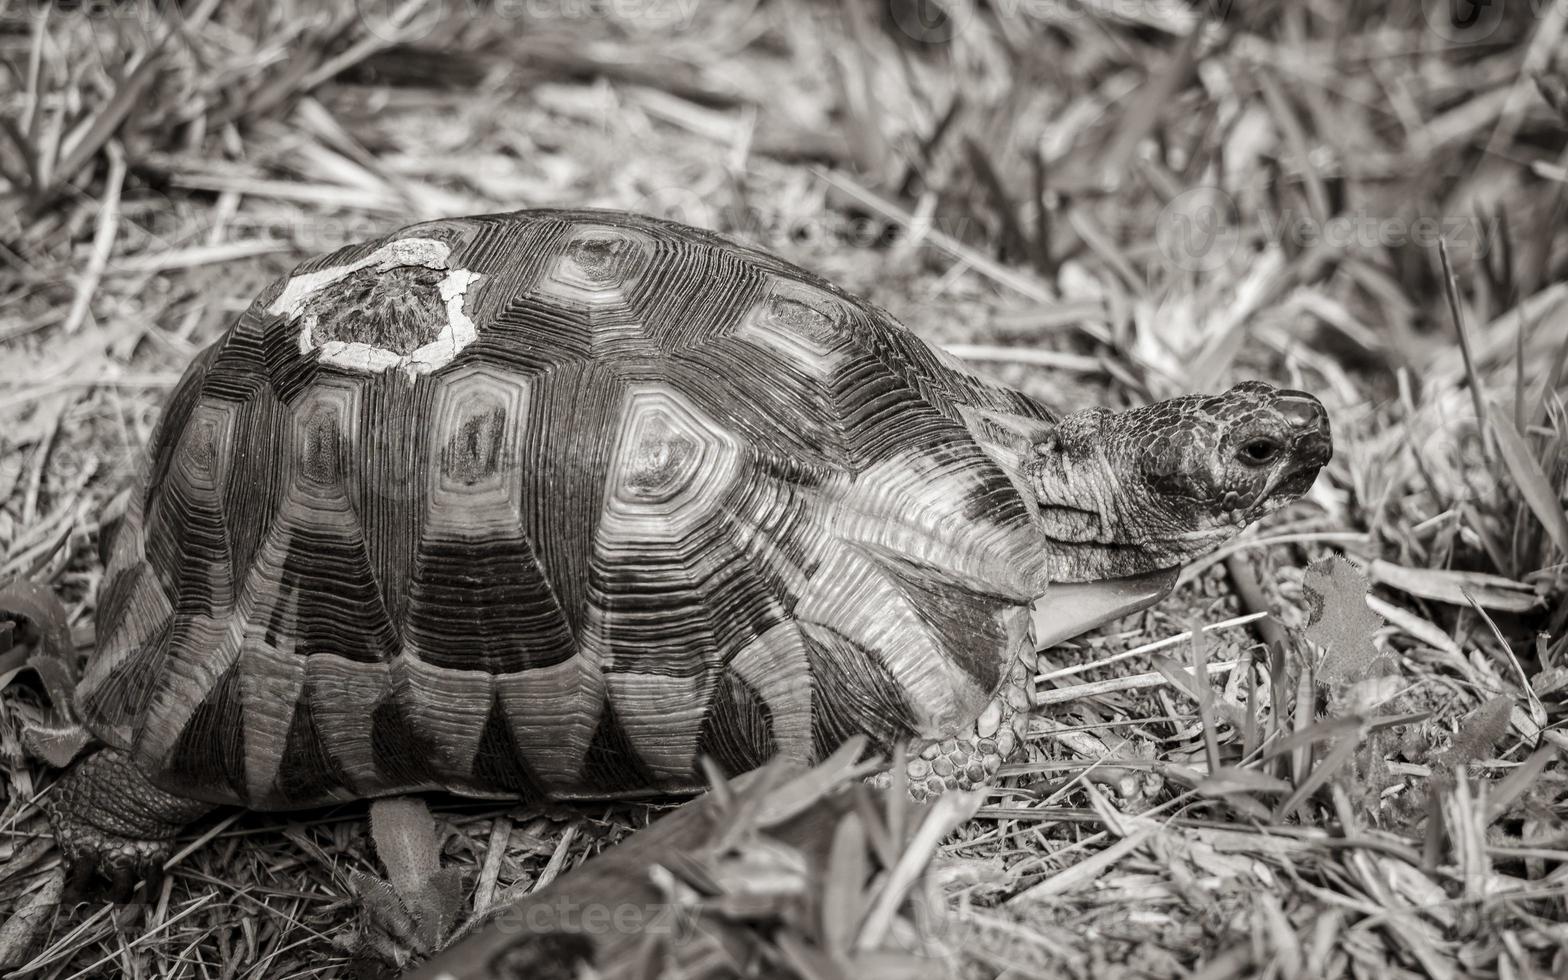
[905,647,1037,801]
[46,747,215,902]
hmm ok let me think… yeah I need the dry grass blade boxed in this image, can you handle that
[1100,22,1203,188]
[38,47,168,210]
[1009,827,1159,904]
[1272,734,1360,822]
[1488,410,1568,558]
[855,789,981,951]
[1194,765,1292,798]
[1254,712,1421,769]
[1367,559,1541,613]
[821,813,866,960]
[756,735,877,829]
[811,169,1110,338]
[1483,747,1556,823]
[1437,238,1492,463]
[60,141,126,336]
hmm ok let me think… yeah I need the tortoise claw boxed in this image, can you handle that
[62,859,99,906]
[142,863,166,898]
[59,857,155,905]
[108,865,141,904]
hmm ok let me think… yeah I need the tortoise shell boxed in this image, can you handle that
[77,209,1062,809]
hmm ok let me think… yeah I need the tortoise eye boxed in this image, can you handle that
[1238,439,1281,465]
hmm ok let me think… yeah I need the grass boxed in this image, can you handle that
[2,0,1567,976]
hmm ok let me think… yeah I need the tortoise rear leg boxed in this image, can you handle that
[45,747,215,902]
[906,648,1037,801]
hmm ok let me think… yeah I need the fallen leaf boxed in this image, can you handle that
[21,720,92,767]
[1367,559,1541,613]
[414,866,465,953]
[370,796,443,909]
[1490,411,1568,558]
[0,579,77,718]
[1302,557,1383,685]
[1196,766,1293,797]
[1436,697,1513,771]
[349,869,420,966]
[0,868,63,969]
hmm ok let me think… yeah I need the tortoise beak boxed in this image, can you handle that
[1273,389,1332,496]
[1278,390,1332,467]
[1031,567,1180,649]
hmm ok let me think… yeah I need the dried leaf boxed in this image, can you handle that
[349,869,421,965]
[1531,667,1568,697]
[369,797,443,909]
[1302,557,1383,685]
[1436,697,1513,770]
[1196,766,1293,797]
[1337,675,1407,716]
[0,868,63,970]
[21,719,92,767]
[821,813,867,958]
[1367,559,1541,613]
[0,579,76,711]
[414,866,466,952]
[25,654,78,717]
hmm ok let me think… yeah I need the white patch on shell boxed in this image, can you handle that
[266,237,483,378]
[726,621,814,764]
[828,452,1048,602]
[794,543,981,737]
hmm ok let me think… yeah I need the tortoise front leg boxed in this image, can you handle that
[45,747,216,902]
[905,646,1037,801]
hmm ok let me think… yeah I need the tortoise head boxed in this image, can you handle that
[1025,381,1332,582]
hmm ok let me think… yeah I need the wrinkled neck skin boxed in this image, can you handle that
[1024,447,1230,582]
[969,382,1329,586]
[1020,405,1239,583]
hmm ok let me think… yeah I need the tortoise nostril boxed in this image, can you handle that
[1276,393,1323,430]
[1301,430,1334,467]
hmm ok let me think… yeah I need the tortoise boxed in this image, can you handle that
[46,208,1332,895]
